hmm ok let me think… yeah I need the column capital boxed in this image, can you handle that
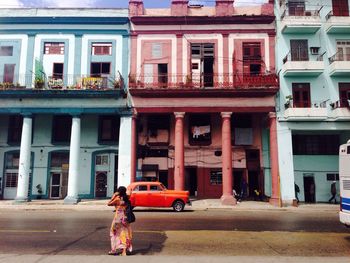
[174,112,185,118]
[70,113,81,118]
[221,112,232,118]
[21,113,33,118]
[268,112,277,119]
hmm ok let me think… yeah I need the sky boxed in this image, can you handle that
[0,0,266,9]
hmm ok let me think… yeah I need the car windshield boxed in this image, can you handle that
[159,183,167,190]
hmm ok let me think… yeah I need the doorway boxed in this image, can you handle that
[95,171,107,198]
[303,176,315,203]
[185,168,197,196]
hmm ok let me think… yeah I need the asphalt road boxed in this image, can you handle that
[0,209,349,257]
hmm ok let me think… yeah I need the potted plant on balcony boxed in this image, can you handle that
[113,78,121,89]
[185,74,193,88]
[36,184,43,199]
[34,76,45,89]
[284,95,293,109]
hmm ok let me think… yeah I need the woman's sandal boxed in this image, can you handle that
[108,251,116,255]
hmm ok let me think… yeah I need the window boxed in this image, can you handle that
[243,42,262,76]
[232,114,253,145]
[336,41,350,61]
[191,43,214,87]
[189,114,211,145]
[51,152,69,167]
[0,46,13,56]
[5,173,18,188]
[150,185,162,191]
[339,83,350,107]
[3,64,15,83]
[44,42,65,55]
[148,115,170,133]
[7,115,23,144]
[152,43,162,58]
[210,170,222,185]
[5,152,19,169]
[98,115,119,143]
[90,62,111,77]
[53,63,64,80]
[52,115,72,144]
[288,0,305,16]
[158,64,168,86]
[292,134,340,155]
[133,185,148,191]
[332,0,349,16]
[96,155,109,165]
[292,83,311,108]
[327,173,339,181]
[92,43,112,55]
[290,40,308,61]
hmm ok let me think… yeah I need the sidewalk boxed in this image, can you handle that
[0,199,340,212]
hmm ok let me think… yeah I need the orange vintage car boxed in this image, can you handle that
[127,181,190,212]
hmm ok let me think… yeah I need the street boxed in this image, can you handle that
[0,208,349,261]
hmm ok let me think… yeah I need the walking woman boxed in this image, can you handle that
[107,186,132,256]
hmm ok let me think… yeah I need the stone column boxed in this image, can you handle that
[118,116,133,187]
[220,112,236,205]
[269,112,280,206]
[130,114,137,183]
[64,116,81,204]
[15,115,33,202]
[174,112,185,190]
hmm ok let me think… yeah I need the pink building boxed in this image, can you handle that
[128,0,279,205]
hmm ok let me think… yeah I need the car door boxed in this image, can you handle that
[132,185,149,207]
[149,184,166,207]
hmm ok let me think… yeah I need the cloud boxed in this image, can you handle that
[39,0,98,8]
[0,0,24,8]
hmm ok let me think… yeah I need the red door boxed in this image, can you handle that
[332,0,349,16]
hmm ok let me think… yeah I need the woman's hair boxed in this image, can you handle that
[117,186,129,203]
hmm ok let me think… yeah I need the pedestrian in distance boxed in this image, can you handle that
[107,186,133,256]
[295,183,300,204]
[328,181,337,204]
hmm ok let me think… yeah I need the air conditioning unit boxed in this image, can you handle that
[310,47,320,55]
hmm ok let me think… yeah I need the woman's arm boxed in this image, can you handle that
[107,194,120,206]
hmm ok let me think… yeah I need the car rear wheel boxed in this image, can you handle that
[172,200,185,212]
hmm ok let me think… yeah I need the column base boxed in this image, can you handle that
[14,197,30,204]
[221,194,237,206]
[269,197,281,207]
[64,196,81,204]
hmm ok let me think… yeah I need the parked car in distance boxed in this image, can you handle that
[127,181,190,212]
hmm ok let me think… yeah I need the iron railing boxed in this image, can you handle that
[283,50,324,64]
[328,51,350,64]
[281,5,321,19]
[128,73,279,89]
[0,72,124,91]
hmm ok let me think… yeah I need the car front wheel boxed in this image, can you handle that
[172,200,185,212]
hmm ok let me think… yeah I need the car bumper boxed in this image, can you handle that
[340,211,350,227]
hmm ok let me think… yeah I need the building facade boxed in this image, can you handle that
[129,0,280,204]
[0,9,131,202]
[275,0,350,204]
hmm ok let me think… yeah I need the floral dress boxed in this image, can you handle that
[110,197,133,253]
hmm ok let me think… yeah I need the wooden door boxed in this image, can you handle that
[95,171,107,198]
[293,83,311,107]
[332,0,349,16]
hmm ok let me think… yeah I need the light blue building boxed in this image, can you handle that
[0,8,131,202]
[275,0,350,205]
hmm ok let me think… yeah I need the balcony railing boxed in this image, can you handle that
[281,7,321,19]
[0,73,124,91]
[329,52,350,64]
[128,73,279,89]
[283,50,324,64]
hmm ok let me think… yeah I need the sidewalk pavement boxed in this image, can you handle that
[0,198,340,212]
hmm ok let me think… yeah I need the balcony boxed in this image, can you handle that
[328,53,350,77]
[0,73,126,98]
[325,11,350,34]
[284,101,328,121]
[280,8,321,34]
[329,100,350,121]
[129,73,278,89]
[282,51,324,77]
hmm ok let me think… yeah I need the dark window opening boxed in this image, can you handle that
[4,64,15,83]
[0,46,13,56]
[327,173,339,181]
[50,152,69,167]
[231,114,253,146]
[53,63,64,80]
[148,114,170,134]
[98,115,119,143]
[158,64,168,86]
[191,43,214,87]
[52,115,72,144]
[189,114,211,146]
[90,62,111,77]
[292,134,340,155]
[288,0,305,16]
[339,83,350,107]
[7,115,23,145]
[210,170,222,185]
[243,42,262,76]
[292,83,311,108]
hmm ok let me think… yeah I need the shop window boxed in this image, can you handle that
[0,46,13,56]
[210,170,222,185]
[7,115,23,145]
[92,43,112,55]
[90,62,111,77]
[339,83,350,108]
[292,134,340,155]
[189,114,211,146]
[98,115,119,143]
[44,42,65,55]
[292,83,311,108]
[52,115,72,144]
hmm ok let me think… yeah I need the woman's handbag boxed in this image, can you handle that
[126,201,136,223]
